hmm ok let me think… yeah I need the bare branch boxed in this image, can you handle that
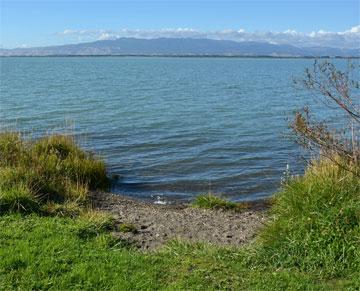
[291,60,360,171]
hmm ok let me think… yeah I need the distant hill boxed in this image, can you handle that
[0,38,359,57]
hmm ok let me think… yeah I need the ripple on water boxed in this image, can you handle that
[1,57,346,201]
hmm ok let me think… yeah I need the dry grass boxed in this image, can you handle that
[0,132,109,214]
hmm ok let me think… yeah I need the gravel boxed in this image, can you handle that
[92,192,268,250]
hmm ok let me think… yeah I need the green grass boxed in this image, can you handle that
[258,159,360,278]
[1,214,351,290]
[119,223,138,233]
[0,132,109,214]
[0,184,39,214]
[192,193,249,211]
[0,132,359,290]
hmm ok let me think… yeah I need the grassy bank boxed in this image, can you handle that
[1,133,359,290]
[0,132,109,214]
[0,214,338,290]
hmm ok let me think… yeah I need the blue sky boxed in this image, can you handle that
[1,0,359,48]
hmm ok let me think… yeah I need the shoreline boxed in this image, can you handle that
[91,191,269,250]
[1,55,359,59]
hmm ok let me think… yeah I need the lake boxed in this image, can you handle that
[0,57,342,202]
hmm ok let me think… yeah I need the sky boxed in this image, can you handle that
[0,0,359,49]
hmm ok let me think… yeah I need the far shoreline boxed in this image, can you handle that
[1,54,359,59]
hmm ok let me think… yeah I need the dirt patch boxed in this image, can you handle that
[92,192,268,250]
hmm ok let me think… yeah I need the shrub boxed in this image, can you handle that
[292,60,359,171]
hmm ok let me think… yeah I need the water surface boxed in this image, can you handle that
[0,57,341,202]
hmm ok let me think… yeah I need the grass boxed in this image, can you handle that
[258,159,360,278]
[192,193,249,211]
[0,132,359,289]
[1,212,358,290]
[0,184,39,214]
[0,132,109,214]
[119,223,138,233]
[0,214,349,290]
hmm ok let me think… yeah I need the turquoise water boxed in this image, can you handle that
[0,57,341,202]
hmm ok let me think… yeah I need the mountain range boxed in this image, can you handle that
[0,37,359,57]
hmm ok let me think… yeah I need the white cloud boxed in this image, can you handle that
[61,29,77,35]
[347,25,360,34]
[57,26,360,49]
